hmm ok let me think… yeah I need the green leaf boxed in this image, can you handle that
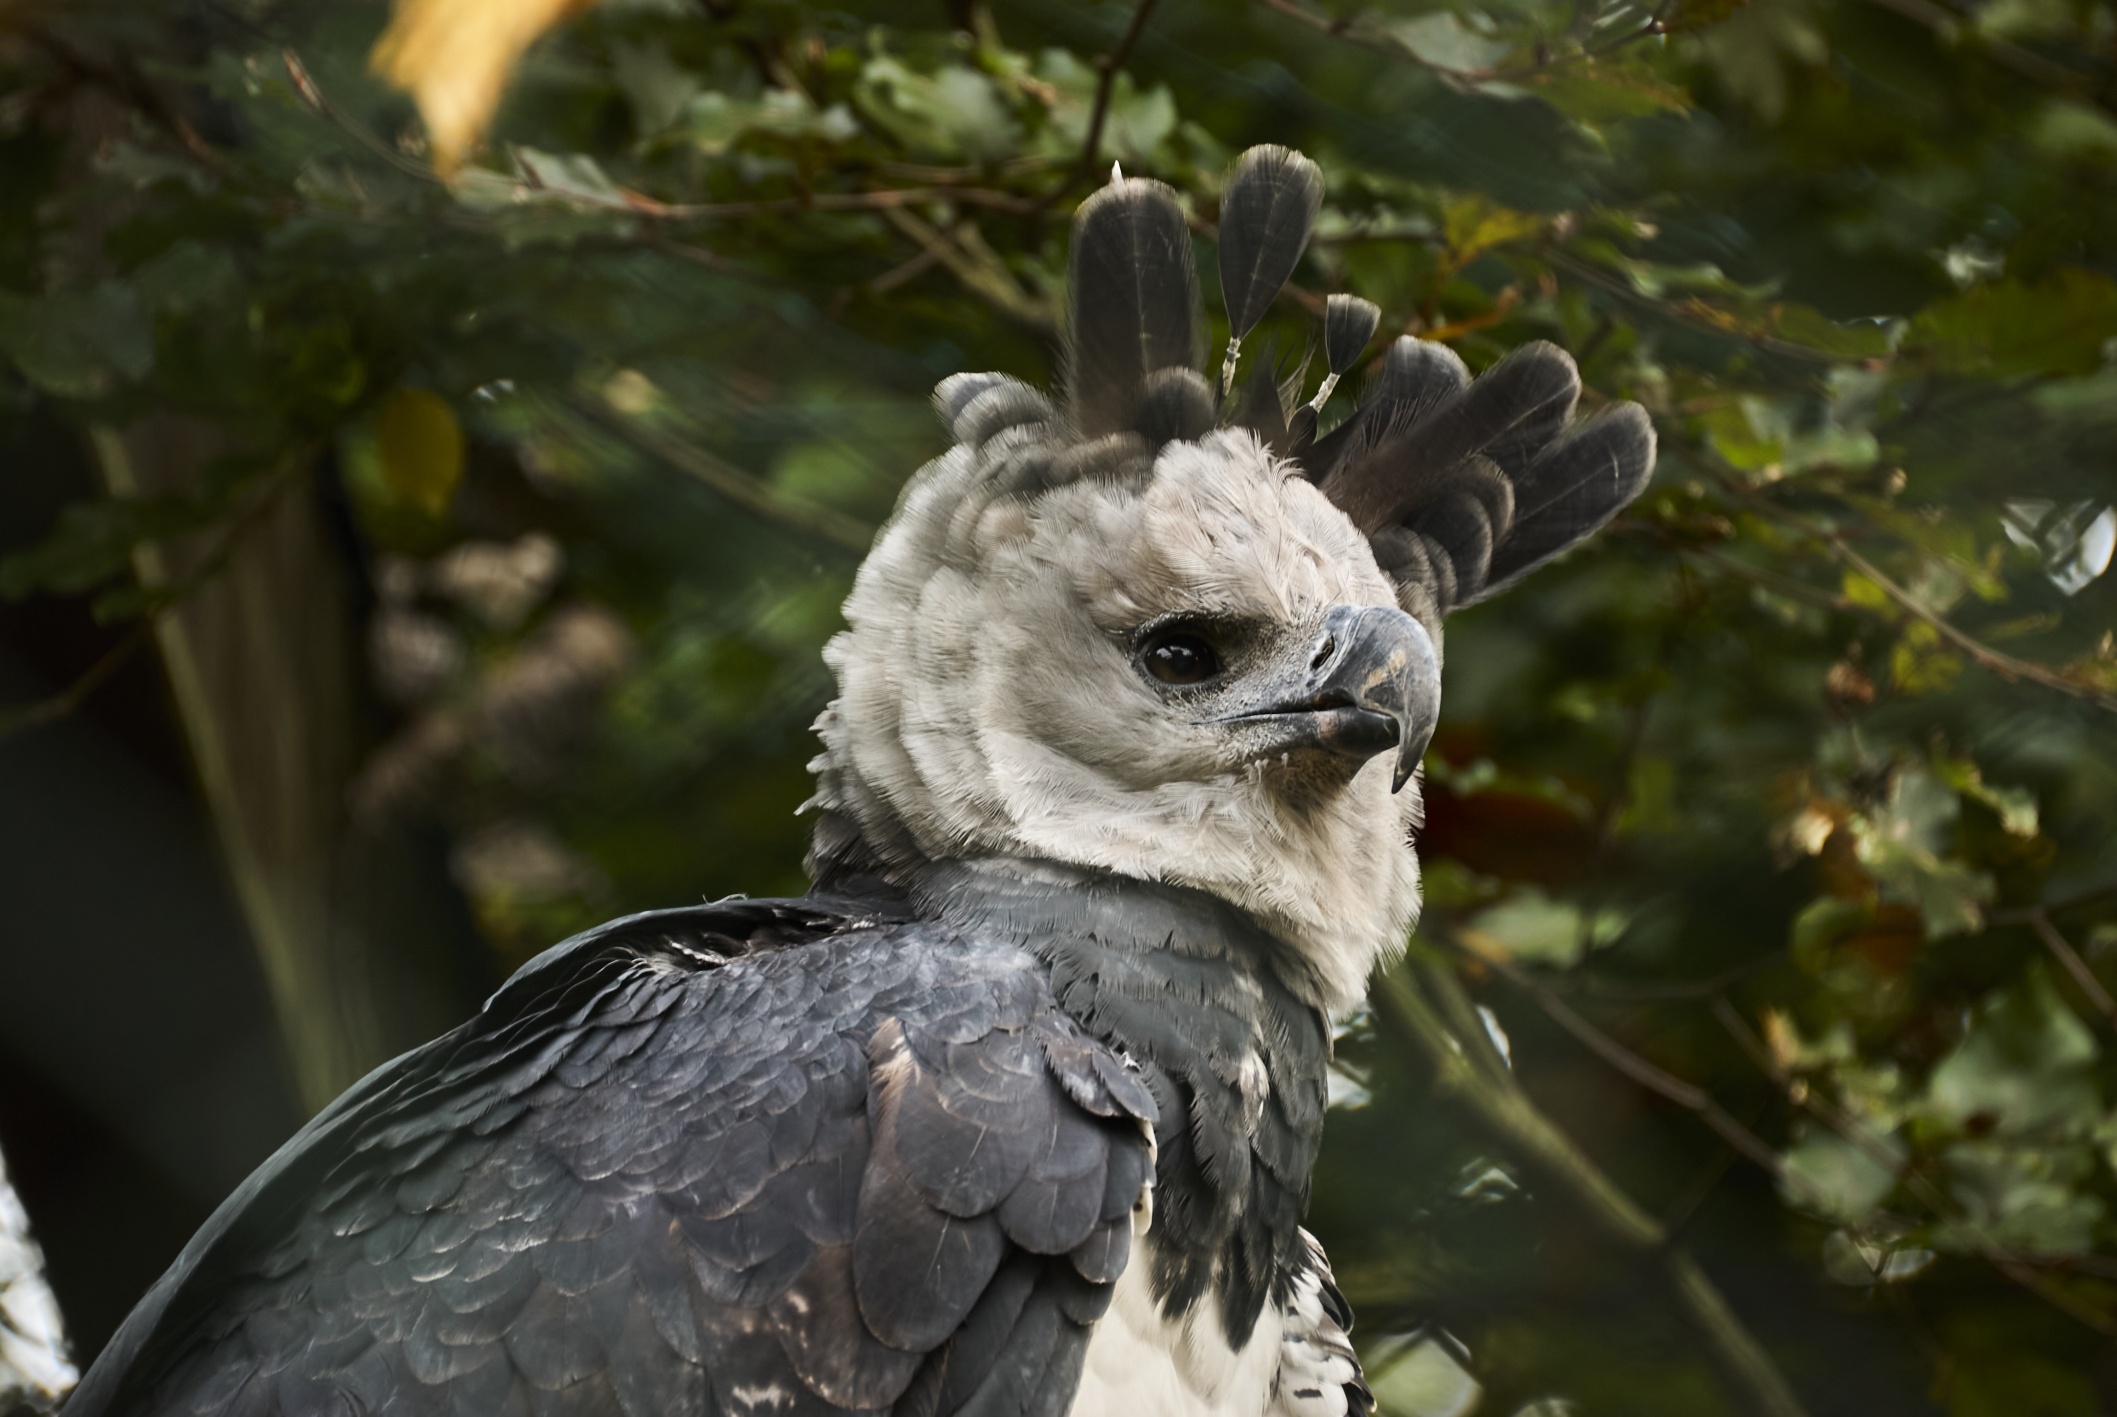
[1525,56,1691,126]
[1905,269,2117,379]
[1926,969,2100,1137]
[1780,1124,1905,1222]
[1937,1140,2104,1255]
[1852,768,1993,936]
[0,283,154,398]
[1931,756,2039,837]
[1889,620,1964,696]
[1464,887,1627,968]
[1790,896,1873,973]
[1385,13,1512,74]
[1439,193,1546,265]
[857,54,1022,162]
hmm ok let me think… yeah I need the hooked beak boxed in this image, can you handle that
[1216,604,1440,792]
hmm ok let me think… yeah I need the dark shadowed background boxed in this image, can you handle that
[2,0,2116,1413]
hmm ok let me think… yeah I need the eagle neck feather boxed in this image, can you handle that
[903,856,1334,1351]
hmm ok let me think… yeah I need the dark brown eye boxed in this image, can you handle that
[1142,633,1221,686]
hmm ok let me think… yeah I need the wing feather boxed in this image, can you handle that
[69,899,1154,1417]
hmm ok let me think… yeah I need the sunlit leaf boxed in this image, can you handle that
[371,0,598,173]
[1927,969,2100,1137]
[1851,768,1992,936]
[1440,193,1546,264]
[1780,1124,1904,1222]
[376,388,466,518]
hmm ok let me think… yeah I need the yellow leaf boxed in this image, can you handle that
[1439,193,1546,265]
[376,388,465,517]
[370,0,598,173]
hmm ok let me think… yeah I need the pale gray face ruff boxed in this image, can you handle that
[809,150,1654,1014]
[62,147,1654,1417]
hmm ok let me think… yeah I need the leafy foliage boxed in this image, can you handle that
[3,0,2116,1410]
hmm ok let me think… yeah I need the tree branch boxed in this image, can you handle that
[879,207,1058,333]
[1709,996,2117,1336]
[0,622,152,741]
[1373,958,1812,1417]
[2025,909,2117,1025]
[1071,0,1161,192]
[1456,937,1796,1183]
[1693,455,2117,715]
[566,400,876,554]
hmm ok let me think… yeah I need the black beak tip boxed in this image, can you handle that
[1390,730,1430,793]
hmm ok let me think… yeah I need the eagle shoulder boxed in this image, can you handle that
[68,896,1157,1417]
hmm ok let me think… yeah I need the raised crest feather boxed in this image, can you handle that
[1031,147,1654,626]
[1309,294,1381,411]
[1215,146,1323,395]
[1065,178,1202,439]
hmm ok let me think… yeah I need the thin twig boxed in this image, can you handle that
[0,623,152,741]
[2025,909,2117,1024]
[282,49,438,181]
[1458,937,1794,1181]
[1682,545,1860,615]
[567,400,875,553]
[870,217,964,295]
[1853,0,2111,112]
[1693,454,2117,714]
[1830,534,2116,711]
[879,207,1057,332]
[1071,0,1161,192]
[1374,959,1812,1417]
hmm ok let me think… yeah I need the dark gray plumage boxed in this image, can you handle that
[1215,147,1323,388]
[1321,297,1379,380]
[67,893,1162,1417]
[1314,339,1651,620]
[1066,178,1201,439]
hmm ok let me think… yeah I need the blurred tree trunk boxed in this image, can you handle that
[42,26,494,1114]
[91,424,385,1111]
[89,421,491,1113]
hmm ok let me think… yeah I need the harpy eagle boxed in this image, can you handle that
[66,148,1653,1417]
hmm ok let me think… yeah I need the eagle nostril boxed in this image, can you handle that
[1309,634,1335,672]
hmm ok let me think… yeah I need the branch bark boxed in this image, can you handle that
[1373,958,1812,1417]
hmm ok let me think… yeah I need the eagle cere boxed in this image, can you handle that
[65,148,1655,1417]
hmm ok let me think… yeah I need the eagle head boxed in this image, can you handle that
[807,149,1655,1011]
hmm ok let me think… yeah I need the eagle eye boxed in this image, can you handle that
[1140,630,1222,687]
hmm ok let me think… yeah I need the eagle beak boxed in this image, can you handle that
[1219,604,1441,792]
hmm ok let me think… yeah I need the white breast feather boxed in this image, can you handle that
[1069,1230,1357,1417]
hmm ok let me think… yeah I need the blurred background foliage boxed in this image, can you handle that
[1,0,2115,1412]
